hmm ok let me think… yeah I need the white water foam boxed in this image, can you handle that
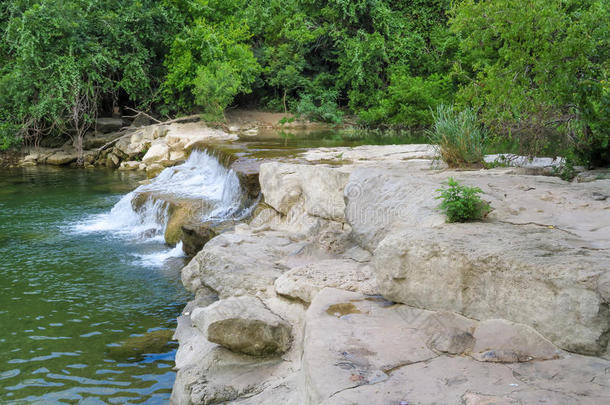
[133,241,186,267]
[73,150,249,266]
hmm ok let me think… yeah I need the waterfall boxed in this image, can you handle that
[73,150,251,265]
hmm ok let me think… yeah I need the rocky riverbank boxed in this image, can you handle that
[6,117,609,403]
[5,110,344,172]
[169,142,610,404]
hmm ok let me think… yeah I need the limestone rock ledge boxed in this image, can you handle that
[172,148,610,404]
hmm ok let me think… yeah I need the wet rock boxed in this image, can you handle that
[46,150,78,165]
[165,202,198,245]
[146,163,164,178]
[191,296,292,356]
[21,153,39,163]
[231,158,261,199]
[105,152,120,168]
[107,329,174,361]
[169,149,187,164]
[118,161,140,171]
[95,117,123,133]
[180,222,218,256]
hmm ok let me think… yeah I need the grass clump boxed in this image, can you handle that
[436,178,490,222]
[427,105,487,167]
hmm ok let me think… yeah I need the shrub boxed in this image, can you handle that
[358,72,451,127]
[295,89,343,124]
[427,105,487,167]
[436,178,490,222]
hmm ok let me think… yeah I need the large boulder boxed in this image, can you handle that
[191,296,292,356]
[46,150,78,165]
[182,229,310,297]
[142,142,170,166]
[171,299,288,405]
[259,162,350,222]
[373,223,610,355]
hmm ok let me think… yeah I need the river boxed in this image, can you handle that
[0,166,190,403]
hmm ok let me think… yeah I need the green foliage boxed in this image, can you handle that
[162,3,260,116]
[0,0,179,150]
[193,62,243,122]
[450,0,609,165]
[436,178,490,223]
[295,89,343,124]
[553,154,578,181]
[0,0,608,166]
[427,105,487,167]
[359,72,451,126]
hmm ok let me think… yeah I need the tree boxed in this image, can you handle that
[0,0,178,153]
[162,0,260,119]
[451,0,609,164]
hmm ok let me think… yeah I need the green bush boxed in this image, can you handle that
[436,178,490,222]
[450,0,609,166]
[294,89,343,124]
[358,72,451,127]
[427,105,487,167]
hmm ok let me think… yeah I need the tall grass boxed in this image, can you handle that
[427,105,487,167]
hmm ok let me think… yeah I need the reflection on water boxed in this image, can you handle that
[0,167,190,404]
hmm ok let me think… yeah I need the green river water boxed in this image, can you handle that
[0,167,190,404]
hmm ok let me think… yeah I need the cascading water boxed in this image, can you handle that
[73,150,252,265]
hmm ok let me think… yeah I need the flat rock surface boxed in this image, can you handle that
[306,291,610,405]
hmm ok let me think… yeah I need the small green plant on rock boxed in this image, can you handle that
[436,178,490,222]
